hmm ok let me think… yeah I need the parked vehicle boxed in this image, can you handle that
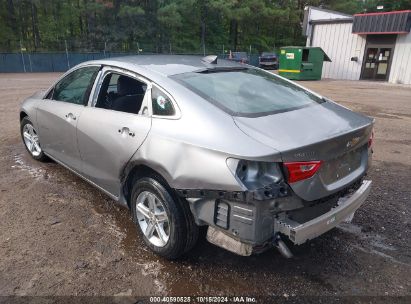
[259,52,279,69]
[227,51,249,64]
[20,55,373,259]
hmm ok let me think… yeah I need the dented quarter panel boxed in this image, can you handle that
[125,87,282,191]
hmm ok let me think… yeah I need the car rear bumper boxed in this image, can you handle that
[186,179,371,255]
[274,180,372,244]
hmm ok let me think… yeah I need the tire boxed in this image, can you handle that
[20,117,48,162]
[131,176,199,259]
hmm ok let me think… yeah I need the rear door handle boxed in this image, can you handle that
[65,113,76,120]
[118,127,135,137]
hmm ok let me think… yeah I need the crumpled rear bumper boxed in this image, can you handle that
[274,180,372,245]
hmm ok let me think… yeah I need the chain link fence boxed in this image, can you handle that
[0,39,268,72]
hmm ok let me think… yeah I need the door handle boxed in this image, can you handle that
[118,127,135,137]
[65,113,76,120]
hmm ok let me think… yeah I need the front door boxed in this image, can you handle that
[375,48,392,80]
[76,68,152,198]
[361,47,393,81]
[36,66,100,172]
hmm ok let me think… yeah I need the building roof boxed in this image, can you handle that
[302,6,353,37]
[353,10,411,34]
[305,6,352,18]
[310,18,353,25]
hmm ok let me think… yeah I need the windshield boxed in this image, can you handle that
[173,68,323,117]
[262,52,276,57]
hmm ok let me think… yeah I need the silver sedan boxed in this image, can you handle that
[20,55,374,259]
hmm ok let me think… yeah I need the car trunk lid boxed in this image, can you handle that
[233,101,374,201]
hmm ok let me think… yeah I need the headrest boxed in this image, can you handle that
[117,75,145,96]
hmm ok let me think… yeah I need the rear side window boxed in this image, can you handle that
[151,86,175,116]
[173,68,323,117]
[53,66,99,105]
[95,72,147,115]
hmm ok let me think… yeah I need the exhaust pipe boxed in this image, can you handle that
[274,235,293,258]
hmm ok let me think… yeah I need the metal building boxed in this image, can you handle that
[303,7,411,84]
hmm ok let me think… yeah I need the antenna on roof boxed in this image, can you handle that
[202,55,218,64]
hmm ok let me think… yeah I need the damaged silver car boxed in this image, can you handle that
[20,55,374,259]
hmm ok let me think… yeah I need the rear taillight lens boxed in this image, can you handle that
[226,159,283,190]
[368,130,374,148]
[284,161,323,183]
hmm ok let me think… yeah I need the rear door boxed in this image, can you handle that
[76,67,152,198]
[36,65,100,172]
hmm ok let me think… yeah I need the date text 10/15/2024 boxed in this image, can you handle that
[149,296,257,303]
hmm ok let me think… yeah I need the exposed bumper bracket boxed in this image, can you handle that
[274,180,372,245]
[177,181,290,202]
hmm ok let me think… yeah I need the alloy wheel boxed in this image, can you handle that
[135,191,170,247]
[23,124,42,157]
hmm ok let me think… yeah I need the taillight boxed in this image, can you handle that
[226,159,283,190]
[368,130,374,148]
[284,161,323,183]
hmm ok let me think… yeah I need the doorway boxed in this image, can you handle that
[360,35,396,81]
[361,47,393,80]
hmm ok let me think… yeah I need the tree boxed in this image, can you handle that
[2,0,409,54]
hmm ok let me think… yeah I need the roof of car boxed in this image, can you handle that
[88,54,243,77]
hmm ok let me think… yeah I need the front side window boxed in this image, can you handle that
[173,68,323,117]
[151,86,175,116]
[53,66,100,105]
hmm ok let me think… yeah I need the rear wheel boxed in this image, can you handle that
[131,177,198,259]
[20,117,48,162]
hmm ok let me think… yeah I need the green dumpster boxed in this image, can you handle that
[278,47,331,80]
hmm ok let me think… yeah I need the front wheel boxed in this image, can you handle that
[20,117,48,162]
[131,177,199,259]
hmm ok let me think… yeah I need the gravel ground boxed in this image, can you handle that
[0,73,410,301]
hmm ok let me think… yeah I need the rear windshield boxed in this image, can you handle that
[173,68,323,117]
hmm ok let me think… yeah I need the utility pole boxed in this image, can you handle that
[65,40,70,70]
[249,45,252,62]
[20,40,26,72]
[28,53,33,72]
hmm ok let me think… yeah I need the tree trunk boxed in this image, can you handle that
[229,19,238,51]
[77,0,83,36]
[30,0,40,50]
[200,0,207,54]
[6,0,18,49]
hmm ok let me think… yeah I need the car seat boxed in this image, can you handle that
[112,76,146,114]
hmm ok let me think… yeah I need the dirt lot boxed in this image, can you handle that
[0,73,410,300]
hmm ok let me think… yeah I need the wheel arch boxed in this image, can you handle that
[122,163,174,208]
[20,111,28,121]
[124,162,200,257]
